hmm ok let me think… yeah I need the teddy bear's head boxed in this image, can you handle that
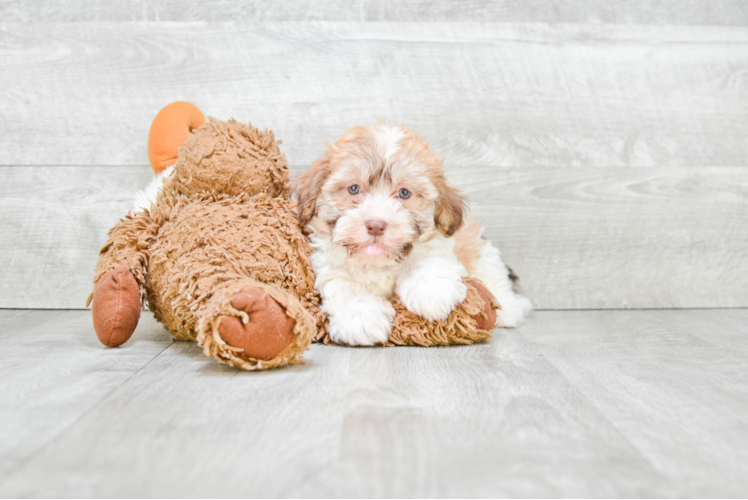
[170,118,290,199]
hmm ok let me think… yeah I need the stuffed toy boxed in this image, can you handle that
[87,102,499,370]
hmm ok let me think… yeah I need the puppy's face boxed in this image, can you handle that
[293,123,465,264]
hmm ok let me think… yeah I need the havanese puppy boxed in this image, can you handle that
[292,123,532,346]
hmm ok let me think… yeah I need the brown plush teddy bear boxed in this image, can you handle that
[87,102,498,370]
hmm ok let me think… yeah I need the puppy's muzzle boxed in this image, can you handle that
[366,220,387,236]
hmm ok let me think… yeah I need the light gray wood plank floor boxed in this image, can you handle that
[1,309,746,497]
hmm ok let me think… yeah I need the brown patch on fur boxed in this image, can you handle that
[368,166,392,187]
[434,182,465,237]
[398,242,414,260]
[506,265,523,294]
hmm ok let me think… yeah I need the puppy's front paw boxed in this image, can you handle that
[327,296,395,346]
[397,259,467,321]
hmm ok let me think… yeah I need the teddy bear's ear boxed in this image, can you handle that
[292,151,330,227]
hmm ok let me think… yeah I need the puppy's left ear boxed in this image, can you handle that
[434,182,466,237]
[292,151,330,226]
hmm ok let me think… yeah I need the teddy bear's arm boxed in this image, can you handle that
[91,210,160,296]
[86,210,162,347]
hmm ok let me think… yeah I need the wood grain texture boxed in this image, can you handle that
[316,337,668,498]
[2,165,745,310]
[0,309,172,482]
[1,317,354,497]
[1,309,747,497]
[463,165,748,309]
[1,22,747,167]
[522,309,748,498]
[0,166,155,309]
[1,0,747,24]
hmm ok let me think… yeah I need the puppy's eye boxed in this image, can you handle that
[348,184,360,195]
[398,188,411,199]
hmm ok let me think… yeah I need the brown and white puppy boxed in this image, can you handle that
[293,123,531,346]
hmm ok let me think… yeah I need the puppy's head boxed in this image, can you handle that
[292,123,465,263]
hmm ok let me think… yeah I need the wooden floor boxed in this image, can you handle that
[1,309,746,498]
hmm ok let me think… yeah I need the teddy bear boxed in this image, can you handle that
[87,102,499,371]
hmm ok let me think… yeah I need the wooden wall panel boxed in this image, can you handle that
[0,166,154,309]
[1,23,746,168]
[1,13,745,309]
[1,0,746,25]
[2,165,745,309]
[463,166,748,309]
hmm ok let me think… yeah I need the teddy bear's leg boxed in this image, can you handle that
[194,279,315,370]
[87,211,159,347]
[386,278,500,347]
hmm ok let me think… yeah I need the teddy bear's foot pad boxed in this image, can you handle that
[219,287,296,361]
[92,265,141,347]
[466,279,498,330]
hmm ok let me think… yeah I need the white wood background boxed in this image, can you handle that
[1,1,747,309]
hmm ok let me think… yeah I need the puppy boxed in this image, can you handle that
[292,123,532,346]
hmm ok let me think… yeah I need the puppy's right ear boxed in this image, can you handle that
[292,151,330,226]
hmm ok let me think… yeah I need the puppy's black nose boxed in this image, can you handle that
[366,220,387,236]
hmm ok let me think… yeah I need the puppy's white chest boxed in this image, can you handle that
[344,262,399,298]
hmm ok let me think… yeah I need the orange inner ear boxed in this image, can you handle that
[147,102,206,174]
